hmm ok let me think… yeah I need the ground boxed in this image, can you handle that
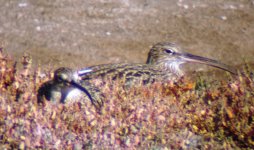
[0,0,253,70]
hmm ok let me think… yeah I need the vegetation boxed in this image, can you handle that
[0,50,253,149]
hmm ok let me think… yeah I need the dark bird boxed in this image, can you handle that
[37,67,94,105]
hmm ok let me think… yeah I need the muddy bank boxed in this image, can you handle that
[1,0,254,71]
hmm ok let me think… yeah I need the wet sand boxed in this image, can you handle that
[1,0,254,71]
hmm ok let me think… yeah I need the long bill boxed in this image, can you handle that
[178,52,237,75]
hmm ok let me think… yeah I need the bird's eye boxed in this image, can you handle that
[59,74,68,81]
[164,49,174,55]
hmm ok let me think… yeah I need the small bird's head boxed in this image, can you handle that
[54,67,79,84]
[53,67,95,106]
[147,42,237,76]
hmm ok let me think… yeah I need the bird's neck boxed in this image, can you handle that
[152,61,184,77]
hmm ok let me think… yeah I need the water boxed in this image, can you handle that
[0,0,254,70]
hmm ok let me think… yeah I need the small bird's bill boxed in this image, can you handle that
[69,80,94,104]
[180,52,237,75]
[65,79,102,109]
[78,68,93,76]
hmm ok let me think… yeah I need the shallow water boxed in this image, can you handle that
[1,0,254,72]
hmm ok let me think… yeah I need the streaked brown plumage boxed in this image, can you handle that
[38,42,237,108]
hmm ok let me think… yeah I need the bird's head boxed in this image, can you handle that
[147,42,237,76]
[54,67,79,84]
[147,42,181,65]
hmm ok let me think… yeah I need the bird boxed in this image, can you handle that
[79,42,236,84]
[37,67,95,105]
[37,42,237,108]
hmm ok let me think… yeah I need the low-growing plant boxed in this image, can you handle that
[0,50,253,149]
